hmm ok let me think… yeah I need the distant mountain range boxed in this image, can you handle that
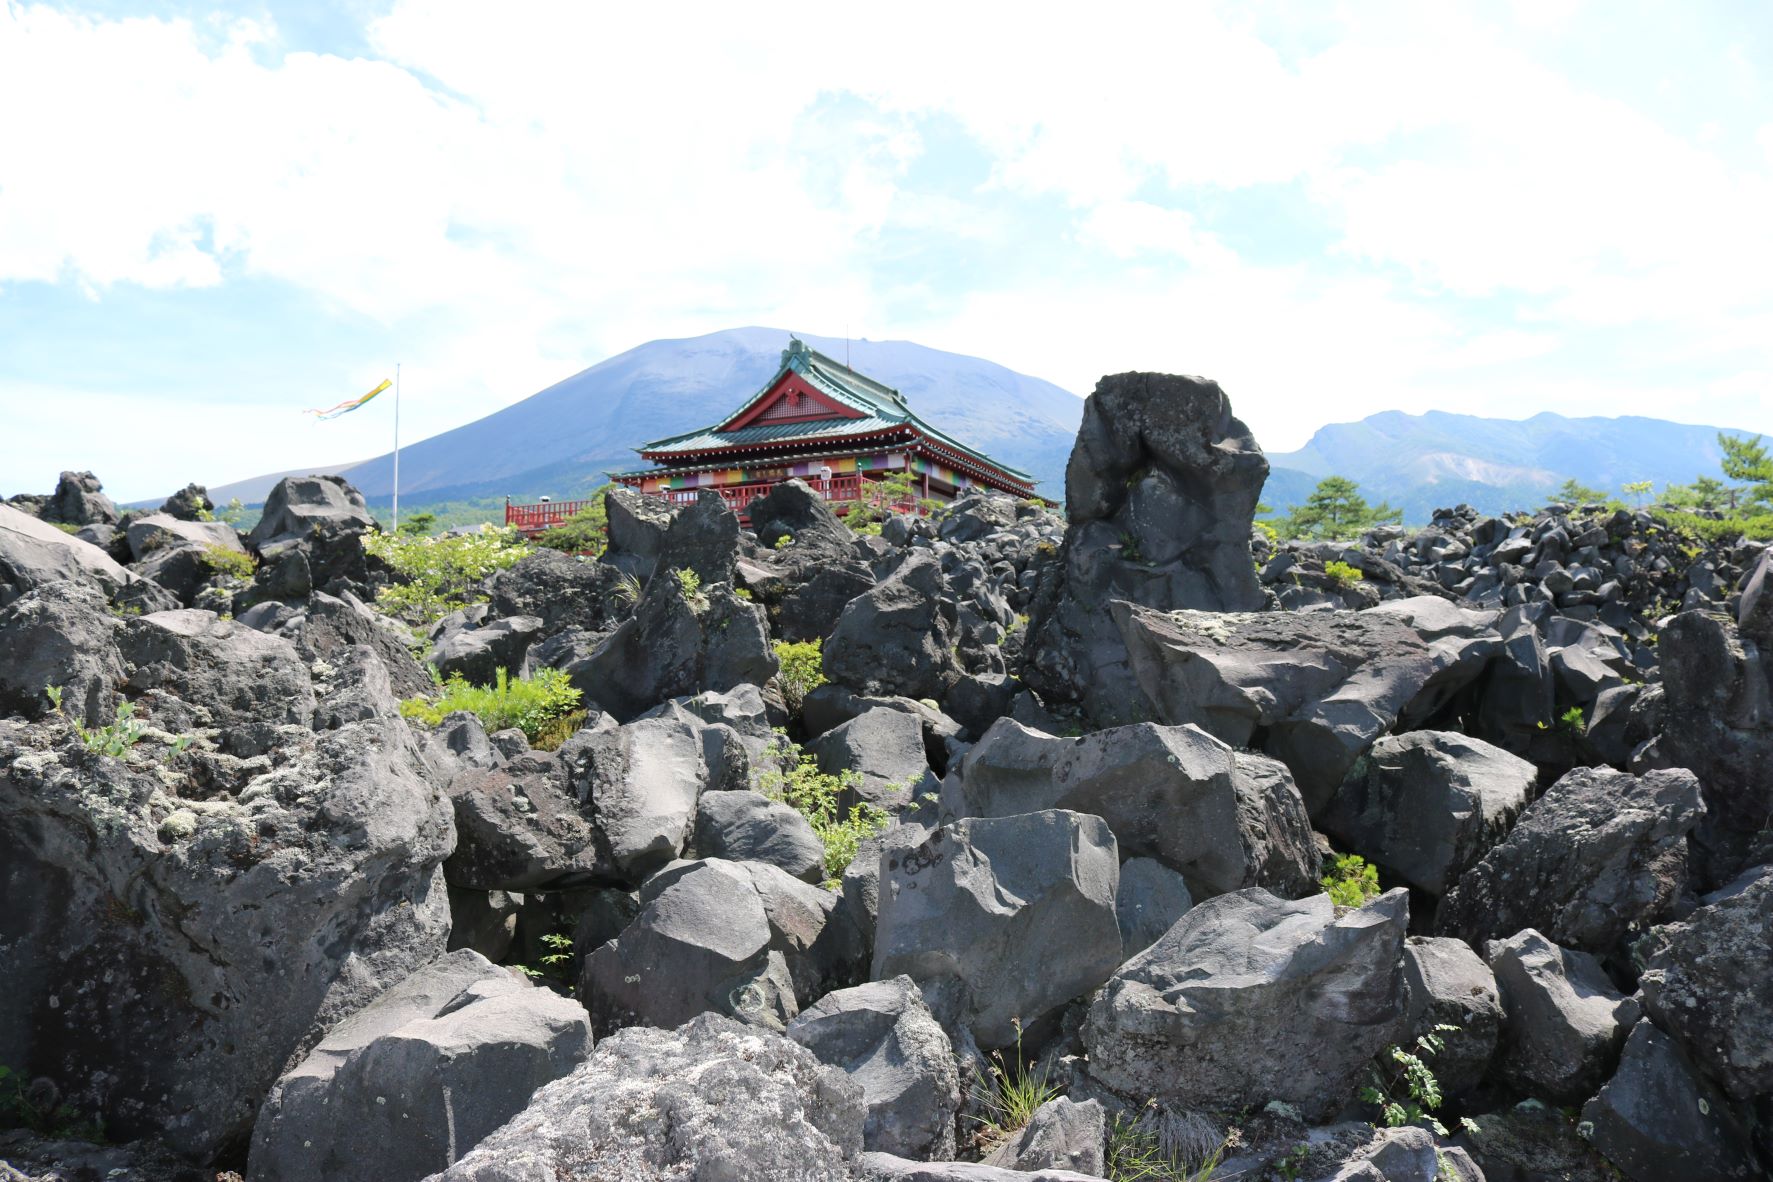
[204,328,1754,524]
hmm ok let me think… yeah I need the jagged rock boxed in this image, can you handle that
[1457,1101,1617,1182]
[787,975,961,1159]
[671,682,777,761]
[1399,936,1501,1099]
[1114,856,1194,956]
[124,512,243,563]
[1082,888,1410,1120]
[859,1156,1103,1182]
[802,684,964,775]
[281,590,435,701]
[423,1013,865,1182]
[1637,869,1773,1099]
[158,482,214,522]
[811,707,937,810]
[1321,730,1537,896]
[117,609,316,758]
[1645,610,1773,884]
[953,718,1319,900]
[1740,546,1773,648]
[824,551,962,701]
[0,711,455,1159]
[1111,602,1450,810]
[749,478,852,549]
[574,701,751,882]
[1485,930,1639,1104]
[446,886,521,961]
[602,485,676,582]
[1023,371,1269,727]
[1365,596,1504,728]
[248,950,592,1182]
[248,475,377,548]
[430,615,545,685]
[775,562,881,644]
[0,1130,199,1182]
[0,501,153,607]
[655,489,741,587]
[1580,1022,1758,1182]
[487,549,631,634]
[45,469,120,526]
[873,810,1121,1048]
[1438,767,1704,954]
[694,789,826,884]
[446,746,602,891]
[568,575,776,722]
[1474,606,1558,758]
[980,1097,1104,1175]
[0,580,124,726]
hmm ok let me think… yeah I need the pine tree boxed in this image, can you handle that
[1278,476,1402,540]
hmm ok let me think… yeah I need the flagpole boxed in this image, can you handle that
[393,362,401,532]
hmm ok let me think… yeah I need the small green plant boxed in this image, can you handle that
[1558,706,1586,734]
[400,667,583,747]
[0,1063,105,1142]
[514,931,577,992]
[1117,531,1145,563]
[52,521,82,535]
[363,524,530,624]
[1321,852,1380,907]
[46,685,149,758]
[753,733,891,886]
[1323,560,1364,586]
[1275,1143,1312,1182]
[1622,480,1654,507]
[1360,1024,1459,1135]
[531,490,612,556]
[1253,519,1279,545]
[774,534,793,550]
[971,1020,1060,1150]
[198,543,256,580]
[772,638,828,713]
[672,566,703,601]
[1106,1105,1226,1181]
[610,571,642,609]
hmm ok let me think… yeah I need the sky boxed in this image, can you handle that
[2,0,1770,502]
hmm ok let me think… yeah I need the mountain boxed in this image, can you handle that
[1263,410,1746,522]
[210,328,1087,506]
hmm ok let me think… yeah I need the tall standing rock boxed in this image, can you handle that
[1024,372,1269,726]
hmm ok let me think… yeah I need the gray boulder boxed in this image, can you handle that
[1438,766,1704,954]
[421,1013,865,1182]
[787,975,961,1159]
[1637,870,1773,1099]
[45,469,120,526]
[749,478,852,549]
[602,485,675,582]
[430,615,544,685]
[1082,888,1410,1120]
[695,789,827,884]
[655,489,741,586]
[954,717,1319,899]
[824,551,962,701]
[445,747,602,892]
[487,549,630,635]
[0,501,149,607]
[1486,929,1639,1104]
[873,810,1121,1048]
[158,482,214,521]
[1111,601,1452,810]
[0,580,124,726]
[980,1097,1104,1175]
[248,950,592,1182]
[1580,1022,1757,1182]
[1115,856,1194,957]
[249,475,377,548]
[0,712,455,1159]
[117,609,317,757]
[1457,1100,1618,1182]
[446,887,521,961]
[1399,936,1501,1099]
[811,706,937,810]
[1023,371,1269,728]
[859,1156,1104,1182]
[124,512,243,562]
[1321,730,1537,896]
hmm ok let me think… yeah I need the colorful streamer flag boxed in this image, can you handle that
[305,378,392,421]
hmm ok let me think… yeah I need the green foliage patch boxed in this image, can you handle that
[771,638,827,713]
[400,667,584,748]
[1272,477,1401,541]
[1323,560,1364,586]
[198,543,256,580]
[1321,852,1380,908]
[1359,1024,1476,1139]
[752,733,891,886]
[0,1063,105,1142]
[531,487,613,555]
[363,524,530,624]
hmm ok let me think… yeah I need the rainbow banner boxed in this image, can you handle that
[305,378,391,421]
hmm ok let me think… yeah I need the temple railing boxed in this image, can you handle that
[505,473,933,536]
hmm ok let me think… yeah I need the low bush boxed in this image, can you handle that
[772,638,827,712]
[752,733,890,886]
[198,543,256,580]
[363,524,530,624]
[1320,852,1380,907]
[531,492,611,556]
[1323,559,1363,586]
[400,667,583,748]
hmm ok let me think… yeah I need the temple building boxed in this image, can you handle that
[608,337,1036,523]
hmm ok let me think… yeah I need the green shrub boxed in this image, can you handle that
[1323,560,1363,586]
[1106,1106,1226,1182]
[363,524,530,623]
[673,567,702,598]
[0,1063,105,1142]
[532,490,611,556]
[1651,508,1773,544]
[971,1021,1061,1153]
[1359,1024,1477,1139]
[45,685,147,759]
[51,521,82,535]
[772,638,827,712]
[1558,706,1586,733]
[753,733,890,886]
[1321,852,1380,907]
[198,543,256,580]
[400,667,583,747]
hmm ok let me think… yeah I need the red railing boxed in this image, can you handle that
[506,474,930,535]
